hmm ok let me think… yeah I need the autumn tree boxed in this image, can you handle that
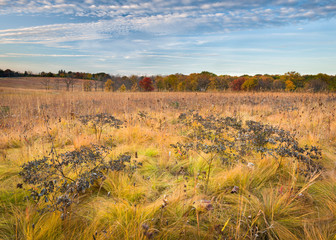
[242,77,257,91]
[185,74,198,91]
[139,77,154,91]
[131,83,138,92]
[105,79,114,91]
[217,75,230,90]
[119,84,127,92]
[159,74,185,91]
[285,80,296,91]
[256,75,273,91]
[272,80,286,90]
[86,73,93,80]
[174,74,187,91]
[163,74,178,91]
[208,76,218,91]
[207,75,228,91]
[130,75,139,92]
[200,72,215,90]
[316,73,335,90]
[177,81,185,91]
[130,75,138,85]
[155,76,165,91]
[231,77,247,91]
[282,71,304,88]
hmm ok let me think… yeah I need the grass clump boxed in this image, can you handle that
[0,90,335,239]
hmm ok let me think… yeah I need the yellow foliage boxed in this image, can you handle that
[285,80,296,91]
[119,84,127,92]
[105,79,113,91]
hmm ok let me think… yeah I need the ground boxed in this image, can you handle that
[0,84,335,239]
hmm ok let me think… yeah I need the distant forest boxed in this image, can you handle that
[1,68,335,92]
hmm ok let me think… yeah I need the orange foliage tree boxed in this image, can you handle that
[139,77,154,91]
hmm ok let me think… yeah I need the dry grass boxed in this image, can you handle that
[0,88,335,239]
[0,77,86,90]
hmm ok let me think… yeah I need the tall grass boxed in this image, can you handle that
[0,88,335,239]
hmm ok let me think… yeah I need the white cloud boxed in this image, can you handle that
[0,2,332,50]
[0,52,92,58]
[6,53,91,57]
[0,0,335,58]
[0,0,334,25]
[200,2,238,10]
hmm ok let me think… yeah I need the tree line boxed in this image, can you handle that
[1,68,335,92]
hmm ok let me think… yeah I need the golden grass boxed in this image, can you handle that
[0,88,335,239]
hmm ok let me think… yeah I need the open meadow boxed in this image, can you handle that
[0,88,335,239]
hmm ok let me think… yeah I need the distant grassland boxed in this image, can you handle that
[0,88,335,239]
[0,77,85,90]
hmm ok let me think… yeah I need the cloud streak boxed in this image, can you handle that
[1,1,335,30]
[1,53,91,57]
[0,1,335,48]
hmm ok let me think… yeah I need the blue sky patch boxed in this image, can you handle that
[0,0,335,75]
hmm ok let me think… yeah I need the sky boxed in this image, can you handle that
[0,0,335,76]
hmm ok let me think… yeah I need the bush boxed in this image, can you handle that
[78,113,123,140]
[172,112,322,177]
[19,145,141,219]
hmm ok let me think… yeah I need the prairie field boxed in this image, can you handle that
[0,88,335,240]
